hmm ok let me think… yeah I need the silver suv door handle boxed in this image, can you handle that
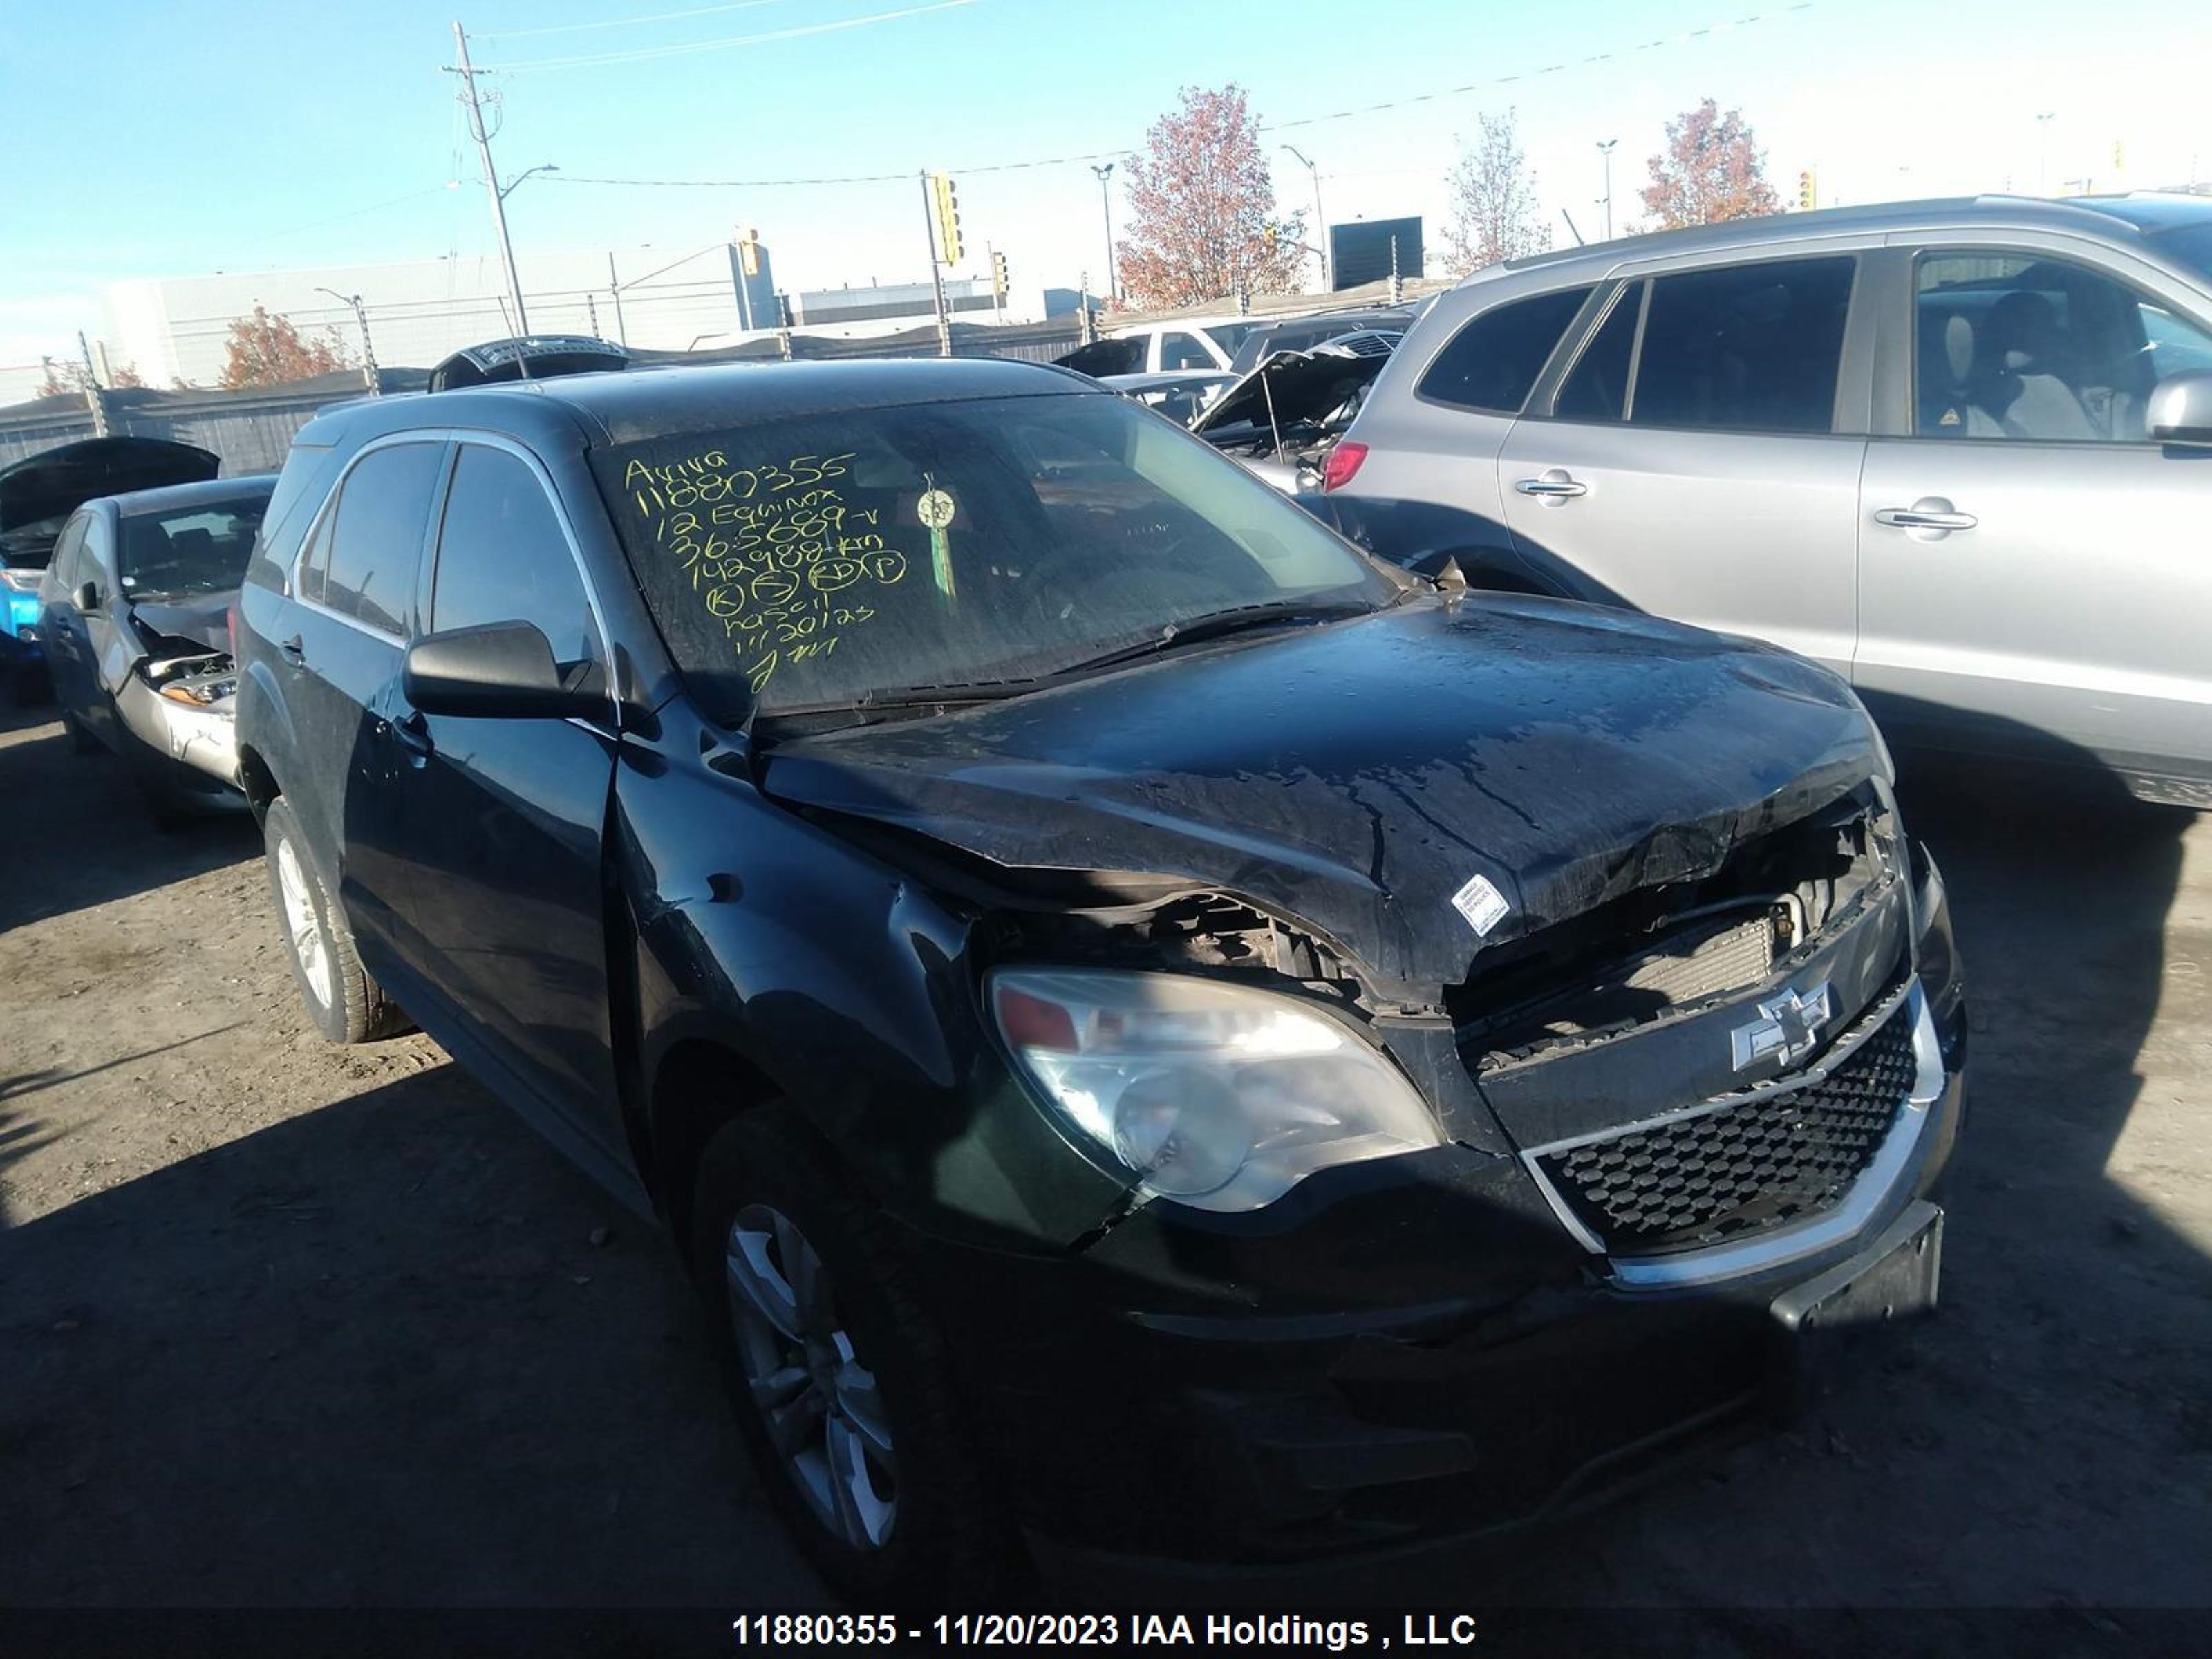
[1874,500,1977,532]
[1515,469,1587,502]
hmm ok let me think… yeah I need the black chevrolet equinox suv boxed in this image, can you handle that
[232,356,1966,1600]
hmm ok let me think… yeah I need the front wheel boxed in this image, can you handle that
[261,795,408,1043]
[691,1108,1006,1604]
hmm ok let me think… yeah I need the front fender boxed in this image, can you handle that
[617,740,1129,1251]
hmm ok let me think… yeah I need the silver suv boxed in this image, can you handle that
[1320,194,2212,806]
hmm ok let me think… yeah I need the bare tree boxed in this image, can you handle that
[1116,84,1305,310]
[217,306,349,389]
[1640,98,1781,229]
[1442,110,1550,274]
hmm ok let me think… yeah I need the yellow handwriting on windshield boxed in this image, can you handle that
[628,451,916,690]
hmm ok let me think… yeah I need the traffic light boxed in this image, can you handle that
[930,172,964,265]
[1797,169,1817,212]
[1264,223,1280,252]
[991,250,1009,299]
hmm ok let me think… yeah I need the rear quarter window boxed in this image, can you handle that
[1418,285,1595,414]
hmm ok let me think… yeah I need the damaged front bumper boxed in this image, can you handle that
[913,863,1967,1566]
[115,657,242,795]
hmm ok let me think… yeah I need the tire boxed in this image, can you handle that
[60,706,100,756]
[261,795,408,1044]
[690,1107,1006,1604]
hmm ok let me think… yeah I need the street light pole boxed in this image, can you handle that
[1091,163,1117,303]
[2036,111,2057,195]
[1596,139,1617,240]
[451,20,530,335]
[1281,144,1329,290]
[316,287,379,394]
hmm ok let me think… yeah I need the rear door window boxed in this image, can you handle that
[1629,256,1856,433]
[1420,285,1594,413]
[321,442,446,635]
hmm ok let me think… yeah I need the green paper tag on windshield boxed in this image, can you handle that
[919,487,957,601]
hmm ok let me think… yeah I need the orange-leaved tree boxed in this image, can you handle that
[1640,98,1781,229]
[217,306,348,389]
[1116,84,1305,310]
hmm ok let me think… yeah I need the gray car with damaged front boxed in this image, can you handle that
[39,475,274,823]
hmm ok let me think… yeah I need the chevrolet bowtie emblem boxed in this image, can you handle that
[1730,983,1834,1072]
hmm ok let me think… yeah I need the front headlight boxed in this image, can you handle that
[988,967,1442,1213]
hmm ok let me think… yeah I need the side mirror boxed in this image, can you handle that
[74,581,100,612]
[402,620,603,721]
[2148,368,2212,447]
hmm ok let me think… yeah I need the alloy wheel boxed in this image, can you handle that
[724,1203,897,1550]
[274,836,332,1009]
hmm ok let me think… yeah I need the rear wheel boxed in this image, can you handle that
[690,1107,1005,1604]
[59,706,100,756]
[261,795,408,1043]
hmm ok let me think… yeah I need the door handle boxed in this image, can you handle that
[1873,497,1977,536]
[1515,468,1587,503]
[278,634,306,664]
[388,710,435,758]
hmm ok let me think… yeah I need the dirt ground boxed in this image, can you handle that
[3,695,2209,1642]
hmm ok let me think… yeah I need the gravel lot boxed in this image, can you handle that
[3,696,2208,1642]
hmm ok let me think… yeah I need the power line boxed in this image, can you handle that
[478,0,793,40]
[236,183,458,245]
[482,0,979,73]
[516,2,1814,180]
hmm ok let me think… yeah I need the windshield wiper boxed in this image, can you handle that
[1040,599,1378,679]
[759,601,1379,723]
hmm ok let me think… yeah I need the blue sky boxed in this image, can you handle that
[3,0,2206,366]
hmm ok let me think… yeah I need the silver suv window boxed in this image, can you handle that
[1418,286,1593,413]
[1914,252,2212,442]
[1550,257,1855,434]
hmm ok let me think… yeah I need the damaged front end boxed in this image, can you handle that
[116,611,243,791]
[1188,334,1396,493]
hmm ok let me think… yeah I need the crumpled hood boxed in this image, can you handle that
[760,596,1878,1007]
[129,590,234,654]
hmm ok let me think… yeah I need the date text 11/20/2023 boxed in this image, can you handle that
[729,1613,1482,1649]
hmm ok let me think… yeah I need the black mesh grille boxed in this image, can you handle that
[1537,1004,1918,1256]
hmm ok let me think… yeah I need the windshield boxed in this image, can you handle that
[592,390,1393,718]
[118,494,270,596]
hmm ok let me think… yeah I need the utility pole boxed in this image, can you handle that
[2036,111,2056,196]
[919,171,952,358]
[1281,146,1329,290]
[317,288,379,394]
[607,252,627,346]
[1596,139,1618,240]
[451,21,529,335]
[1091,163,1117,302]
[986,241,1003,324]
[77,332,109,437]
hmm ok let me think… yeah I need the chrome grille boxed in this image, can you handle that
[1535,1002,1918,1257]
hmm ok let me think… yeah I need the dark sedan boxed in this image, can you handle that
[231,355,1965,1601]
